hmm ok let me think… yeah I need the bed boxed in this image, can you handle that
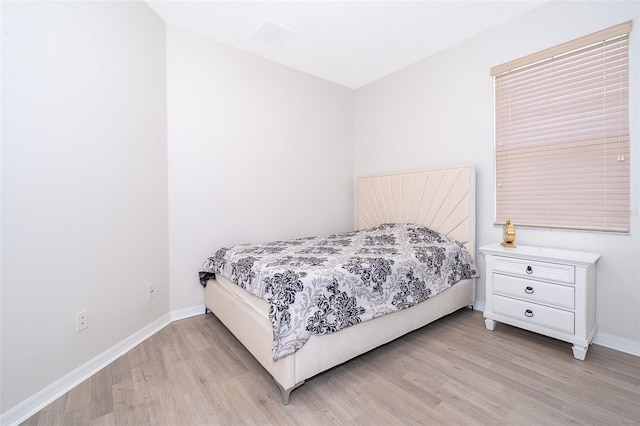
[200,165,477,404]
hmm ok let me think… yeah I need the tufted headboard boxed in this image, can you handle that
[356,165,476,255]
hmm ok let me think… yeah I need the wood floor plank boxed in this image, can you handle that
[108,354,131,387]
[63,378,91,414]
[89,366,113,420]
[21,309,640,425]
[110,380,135,425]
[88,411,115,426]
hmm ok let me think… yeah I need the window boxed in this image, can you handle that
[492,21,632,232]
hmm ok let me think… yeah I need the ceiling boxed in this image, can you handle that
[146,1,549,89]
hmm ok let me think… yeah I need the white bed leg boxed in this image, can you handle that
[277,381,305,405]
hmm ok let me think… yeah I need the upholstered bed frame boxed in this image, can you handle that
[203,165,476,404]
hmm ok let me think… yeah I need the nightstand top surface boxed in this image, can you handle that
[479,243,601,265]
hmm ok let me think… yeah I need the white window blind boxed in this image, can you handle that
[492,21,632,233]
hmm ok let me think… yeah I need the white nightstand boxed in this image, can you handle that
[480,243,601,360]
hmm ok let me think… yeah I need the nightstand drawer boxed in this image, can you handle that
[493,273,575,309]
[493,295,575,334]
[494,256,575,284]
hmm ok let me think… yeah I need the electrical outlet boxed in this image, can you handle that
[76,310,88,332]
[147,284,155,299]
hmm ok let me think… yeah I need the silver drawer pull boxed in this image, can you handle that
[524,309,534,317]
[525,286,534,294]
[526,266,533,274]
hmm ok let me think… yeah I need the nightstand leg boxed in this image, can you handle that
[484,318,496,331]
[572,345,588,361]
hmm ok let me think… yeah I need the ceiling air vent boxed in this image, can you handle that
[253,20,297,47]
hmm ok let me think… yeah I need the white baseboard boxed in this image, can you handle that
[592,332,640,357]
[171,304,206,321]
[1,305,205,426]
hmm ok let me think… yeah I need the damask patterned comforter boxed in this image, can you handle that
[199,223,478,361]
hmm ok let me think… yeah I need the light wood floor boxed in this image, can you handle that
[23,308,640,425]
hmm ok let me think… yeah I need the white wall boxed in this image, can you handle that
[355,1,640,346]
[1,1,168,413]
[2,0,638,420]
[166,26,355,311]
